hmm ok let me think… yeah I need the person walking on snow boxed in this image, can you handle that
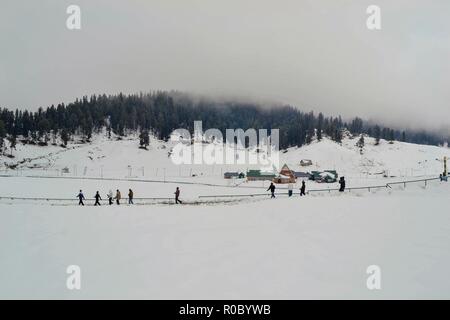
[77,190,85,206]
[128,189,134,204]
[175,187,182,204]
[288,183,293,197]
[94,191,102,206]
[107,190,113,205]
[115,189,121,205]
[339,177,346,192]
[300,180,306,196]
[267,183,276,198]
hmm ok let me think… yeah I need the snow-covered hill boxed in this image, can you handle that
[283,136,449,179]
[1,133,449,183]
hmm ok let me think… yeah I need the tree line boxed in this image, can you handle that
[0,91,448,153]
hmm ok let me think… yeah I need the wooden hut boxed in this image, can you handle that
[273,164,296,183]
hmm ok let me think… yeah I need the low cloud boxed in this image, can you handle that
[0,0,449,135]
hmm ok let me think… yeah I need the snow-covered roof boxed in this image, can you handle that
[320,172,336,178]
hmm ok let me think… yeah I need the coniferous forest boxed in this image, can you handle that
[0,91,448,152]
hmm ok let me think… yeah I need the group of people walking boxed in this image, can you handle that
[77,187,183,206]
[266,177,346,198]
[77,188,134,206]
[266,180,307,198]
[75,178,346,205]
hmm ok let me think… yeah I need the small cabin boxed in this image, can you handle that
[224,172,239,179]
[317,171,337,183]
[273,174,292,184]
[309,170,338,183]
[224,172,245,179]
[274,164,296,183]
[293,171,310,179]
[300,159,313,166]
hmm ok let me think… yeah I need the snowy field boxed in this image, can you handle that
[1,135,449,299]
[1,181,450,299]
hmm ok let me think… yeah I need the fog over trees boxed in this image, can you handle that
[0,91,448,152]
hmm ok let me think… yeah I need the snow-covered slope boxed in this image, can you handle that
[283,136,449,179]
[1,134,449,182]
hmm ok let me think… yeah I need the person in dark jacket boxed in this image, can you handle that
[115,189,121,205]
[300,180,306,196]
[94,191,102,206]
[267,183,276,198]
[128,189,134,204]
[175,187,182,204]
[107,190,113,205]
[77,190,85,206]
[339,177,346,192]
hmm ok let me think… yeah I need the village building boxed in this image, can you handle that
[300,159,313,166]
[273,174,292,184]
[224,172,245,179]
[293,171,310,179]
[246,170,276,181]
[273,164,296,184]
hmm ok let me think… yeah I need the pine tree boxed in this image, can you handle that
[382,127,389,140]
[37,118,50,144]
[389,129,395,143]
[357,134,365,148]
[60,129,69,147]
[357,134,365,154]
[7,134,17,156]
[0,120,6,153]
[317,113,324,141]
[107,125,112,139]
[374,125,381,145]
[139,130,150,149]
[334,129,342,143]
[350,117,363,135]
[305,128,314,144]
[83,115,94,141]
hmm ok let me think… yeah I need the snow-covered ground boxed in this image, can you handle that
[0,134,449,299]
[1,133,448,184]
[1,181,450,299]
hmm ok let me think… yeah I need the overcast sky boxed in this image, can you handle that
[1,0,449,134]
